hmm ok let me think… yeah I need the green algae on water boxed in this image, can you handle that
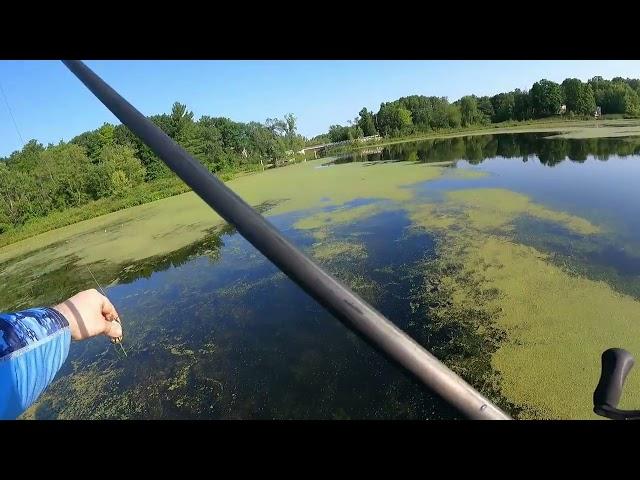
[311,241,368,262]
[408,187,640,419]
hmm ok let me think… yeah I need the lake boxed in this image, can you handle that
[3,132,640,419]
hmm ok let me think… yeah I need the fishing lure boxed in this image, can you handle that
[87,266,128,357]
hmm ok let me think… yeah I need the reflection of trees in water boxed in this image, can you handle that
[117,229,225,283]
[103,199,283,284]
[1,200,284,313]
[336,134,640,168]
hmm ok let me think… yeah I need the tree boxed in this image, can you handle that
[283,113,297,137]
[446,104,462,128]
[601,82,640,116]
[490,92,516,123]
[92,145,146,197]
[530,79,564,117]
[282,113,304,151]
[39,144,93,209]
[5,139,45,171]
[248,121,285,167]
[328,124,350,142]
[561,78,596,115]
[97,123,115,148]
[357,108,377,136]
[0,167,42,227]
[513,89,534,121]
[376,103,413,136]
[168,102,195,143]
[188,116,224,170]
[458,96,482,127]
[477,96,494,122]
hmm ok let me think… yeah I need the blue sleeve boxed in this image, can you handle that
[0,307,71,420]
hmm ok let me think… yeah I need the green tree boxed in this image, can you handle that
[0,167,41,227]
[376,103,413,136]
[39,144,93,209]
[446,104,462,128]
[328,124,350,142]
[513,89,534,120]
[92,144,146,197]
[248,121,285,167]
[458,96,483,127]
[530,79,564,117]
[189,116,224,170]
[477,96,494,122]
[282,113,304,151]
[167,102,195,143]
[5,139,45,171]
[357,108,378,136]
[491,92,516,122]
[601,82,640,116]
[561,78,596,115]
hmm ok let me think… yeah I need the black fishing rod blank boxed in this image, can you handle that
[62,59,511,420]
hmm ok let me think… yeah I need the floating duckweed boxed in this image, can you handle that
[311,241,368,262]
[408,188,640,419]
[444,188,601,236]
[295,203,385,231]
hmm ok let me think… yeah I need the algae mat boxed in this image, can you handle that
[408,188,640,419]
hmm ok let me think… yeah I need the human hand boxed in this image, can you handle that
[53,289,123,341]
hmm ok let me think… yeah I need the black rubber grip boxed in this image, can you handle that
[594,348,635,410]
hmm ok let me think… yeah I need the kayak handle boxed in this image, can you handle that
[594,348,640,420]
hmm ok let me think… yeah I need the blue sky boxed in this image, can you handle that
[2,60,640,157]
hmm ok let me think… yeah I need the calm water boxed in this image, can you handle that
[9,132,640,419]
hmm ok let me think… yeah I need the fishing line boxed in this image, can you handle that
[0,79,25,147]
[86,266,128,357]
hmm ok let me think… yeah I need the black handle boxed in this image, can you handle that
[593,348,640,420]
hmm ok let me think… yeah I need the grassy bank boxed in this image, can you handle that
[0,165,266,249]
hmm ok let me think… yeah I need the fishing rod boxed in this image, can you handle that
[62,60,510,420]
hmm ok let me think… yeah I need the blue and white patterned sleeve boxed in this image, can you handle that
[0,307,71,419]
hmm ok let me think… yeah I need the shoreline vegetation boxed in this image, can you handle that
[3,73,640,248]
[322,117,640,155]
[2,118,640,250]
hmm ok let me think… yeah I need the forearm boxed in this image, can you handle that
[0,307,71,419]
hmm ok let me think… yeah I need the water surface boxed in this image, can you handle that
[4,132,640,419]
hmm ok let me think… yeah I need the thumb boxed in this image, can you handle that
[104,318,123,339]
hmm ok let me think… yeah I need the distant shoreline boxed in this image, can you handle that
[2,118,640,250]
[323,118,640,153]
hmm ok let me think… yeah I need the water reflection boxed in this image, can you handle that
[329,133,640,167]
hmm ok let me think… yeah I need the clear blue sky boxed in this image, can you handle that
[2,60,640,158]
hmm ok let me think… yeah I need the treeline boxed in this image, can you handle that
[0,102,305,233]
[321,76,640,142]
